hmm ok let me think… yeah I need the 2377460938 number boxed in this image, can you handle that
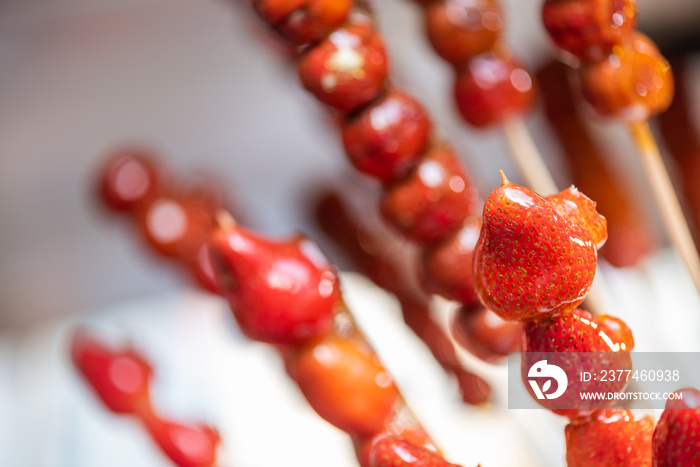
[596,369,680,382]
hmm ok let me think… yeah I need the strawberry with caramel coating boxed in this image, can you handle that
[566,409,654,467]
[297,19,388,113]
[425,0,503,67]
[381,144,477,244]
[454,50,536,128]
[253,0,353,46]
[98,147,161,212]
[342,89,432,184]
[209,224,340,345]
[653,387,700,466]
[473,173,606,321]
[420,216,482,308]
[522,308,633,419]
[290,334,399,436]
[369,434,460,467]
[542,0,637,62]
[578,33,673,122]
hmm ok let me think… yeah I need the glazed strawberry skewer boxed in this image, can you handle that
[96,151,466,466]
[541,0,700,295]
[409,0,556,194]
[71,330,221,467]
[472,172,659,465]
[208,210,468,467]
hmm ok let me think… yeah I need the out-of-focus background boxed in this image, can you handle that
[1,0,699,329]
[1,0,700,466]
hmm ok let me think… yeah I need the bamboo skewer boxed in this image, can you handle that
[628,120,700,295]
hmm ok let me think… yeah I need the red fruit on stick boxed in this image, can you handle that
[98,147,161,212]
[454,50,536,128]
[566,409,654,467]
[297,19,389,113]
[354,427,438,467]
[473,173,606,321]
[451,306,522,362]
[209,223,339,345]
[425,0,503,67]
[653,387,700,467]
[380,144,477,244]
[71,330,152,416]
[522,308,633,419]
[542,0,637,62]
[135,190,216,261]
[420,216,482,308]
[341,89,432,184]
[369,434,460,467]
[578,33,674,122]
[290,334,398,436]
[253,0,353,46]
[143,414,220,467]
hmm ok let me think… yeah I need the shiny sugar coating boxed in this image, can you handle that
[98,147,161,212]
[253,0,353,46]
[298,20,388,113]
[420,216,482,307]
[473,175,606,321]
[426,0,503,66]
[566,409,654,467]
[578,33,673,121]
[653,387,700,467]
[543,0,637,63]
[290,334,399,436]
[380,144,477,244]
[354,427,438,467]
[341,89,432,184]
[522,309,633,420]
[454,50,536,128]
[369,435,459,467]
[209,225,339,345]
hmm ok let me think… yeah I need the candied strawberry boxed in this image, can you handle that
[341,89,432,184]
[473,173,605,321]
[290,334,398,436]
[253,0,353,46]
[380,144,478,244]
[209,225,339,345]
[542,0,637,62]
[566,409,654,467]
[522,308,633,419]
[98,147,161,212]
[653,387,700,466]
[71,330,152,416]
[297,19,388,113]
[353,427,438,467]
[425,0,503,66]
[453,50,536,128]
[142,414,220,467]
[420,216,482,308]
[369,434,460,467]
[578,33,674,121]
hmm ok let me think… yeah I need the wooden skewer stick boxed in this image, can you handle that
[628,120,700,295]
[502,117,558,196]
[501,117,609,316]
